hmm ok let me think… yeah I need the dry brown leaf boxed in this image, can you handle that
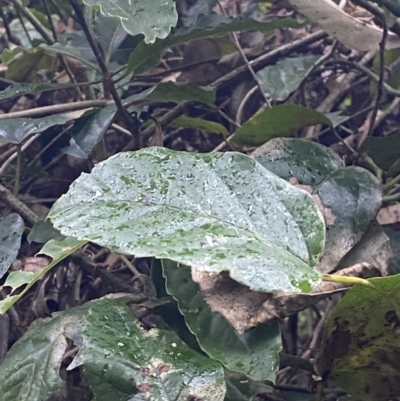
[192,263,381,333]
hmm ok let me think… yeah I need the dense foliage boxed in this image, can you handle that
[0,0,400,400]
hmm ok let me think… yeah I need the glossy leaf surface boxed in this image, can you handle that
[49,147,324,293]
[70,298,226,401]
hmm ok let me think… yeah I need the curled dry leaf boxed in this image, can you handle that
[287,0,400,51]
[192,263,381,333]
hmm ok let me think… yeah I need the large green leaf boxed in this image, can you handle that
[317,274,400,401]
[127,15,306,74]
[162,259,281,381]
[252,139,382,273]
[69,298,226,401]
[231,105,333,147]
[82,0,178,44]
[252,138,343,186]
[256,55,320,101]
[49,147,324,293]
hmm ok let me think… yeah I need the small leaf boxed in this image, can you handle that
[27,220,65,244]
[0,110,88,144]
[0,82,79,100]
[359,131,400,172]
[169,116,228,135]
[49,147,324,293]
[256,55,320,101]
[63,106,117,159]
[148,82,216,106]
[162,260,281,381]
[317,274,400,401]
[231,105,332,147]
[82,0,178,44]
[0,213,24,279]
[70,298,226,401]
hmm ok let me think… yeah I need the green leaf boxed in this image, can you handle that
[0,214,24,279]
[0,304,90,401]
[359,131,400,172]
[62,106,117,159]
[5,48,58,82]
[148,82,216,106]
[256,55,320,101]
[0,237,86,314]
[0,82,80,100]
[252,138,343,186]
[317,274,400,401]
[40,41,100,71]
[27,220,65,244]
[169,116,228,135]
[224,370,273,401]
[69,298,226,401]
[49,147,324,293]
[82,0,178,44]
[0,109,88,144]
[162,259,281,380]
[3,271,35,289]
[127,15,306,74]
[315,167,382,273]
[231,105,333,147]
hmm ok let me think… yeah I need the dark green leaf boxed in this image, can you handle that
[162,260,281,381]
[148,82,216,106]
[231,105,333,147]
[70,298,226,401]
[49,147,324,293]
[0,82,80,100]
[359,131,400,172]
[127,15,306,74]
[0,214,24,279]
[317,274,400,401]
[0,304,90,401]
[252,138,342,186]
[256,55,320,101]
[62,106,117,159]
[27,220,65,244]
[316,167,382,273]
[169,116,227,135]
[0,109,87,144]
